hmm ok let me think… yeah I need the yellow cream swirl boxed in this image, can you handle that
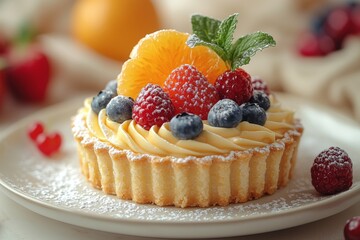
[81,96,295,157]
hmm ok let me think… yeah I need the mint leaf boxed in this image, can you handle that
[188,13,276,71]
[215,13,238,53]
[191,14,221,43]
[230,31,276,70]
[187,34,227,61]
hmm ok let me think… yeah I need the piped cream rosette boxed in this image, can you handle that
[72,95,303,207]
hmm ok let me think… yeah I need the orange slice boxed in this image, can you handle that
[117,29,228,100]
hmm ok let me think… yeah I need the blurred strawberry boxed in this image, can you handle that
[4,25,51,103]
[5,45,51,102]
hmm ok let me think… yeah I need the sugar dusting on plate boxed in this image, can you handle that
[1,150,330,223]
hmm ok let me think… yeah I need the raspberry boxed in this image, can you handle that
[132,83,175,130]
[251,76,271,96]
[163,64,219,119]
[214,68,253,105]
[311,147,353,195]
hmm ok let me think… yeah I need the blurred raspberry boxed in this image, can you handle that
[297,31,336,57]
[324,7,353,42]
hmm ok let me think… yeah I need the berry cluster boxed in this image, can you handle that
[90,13,276,140]
[91,65,272,140]
[298,2,360,57]
[28,122,62,157]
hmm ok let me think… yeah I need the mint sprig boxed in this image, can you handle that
[230,31,276,68]
[186,13,276,70]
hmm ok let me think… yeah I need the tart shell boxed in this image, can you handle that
[72,112,303,208]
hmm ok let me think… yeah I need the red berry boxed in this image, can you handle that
[324,7,353,42]
[297,32,322,57]
[28,122,44,141]
[350,5,360,35]
[36,132,62,157]
[311,147,353,195]
[5,45,51,102]
[163,64,219,119]
[214,68,253,105]
[0,65,6,110]
[318,34,337,55]
[0,34,9,55]
[132,83,175,130]
[344,216,360,240]
[297,31,337,57]
[251,76,270,96]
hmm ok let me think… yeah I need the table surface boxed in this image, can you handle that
[0,94,359,240]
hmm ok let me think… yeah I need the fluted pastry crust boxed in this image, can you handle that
[72,112,303,208]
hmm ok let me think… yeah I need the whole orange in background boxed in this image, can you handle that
[71,0,160,61]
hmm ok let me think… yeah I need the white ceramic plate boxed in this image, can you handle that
[0,95,359,239]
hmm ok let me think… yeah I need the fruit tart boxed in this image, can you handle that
[72,13,303,208]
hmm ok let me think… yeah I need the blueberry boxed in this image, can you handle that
[91,90,116,114]
[249,91,270,111]
[104,80,117,95]
[241,103,267,126]
[106,95,134,123]
[348,1,359,8]
[208,99,242,128]
[311,7,331,34]
[170,113,203,140]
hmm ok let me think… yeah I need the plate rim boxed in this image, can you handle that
[1,179,359,238]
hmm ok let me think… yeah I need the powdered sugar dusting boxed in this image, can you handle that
[1,150,334,222]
